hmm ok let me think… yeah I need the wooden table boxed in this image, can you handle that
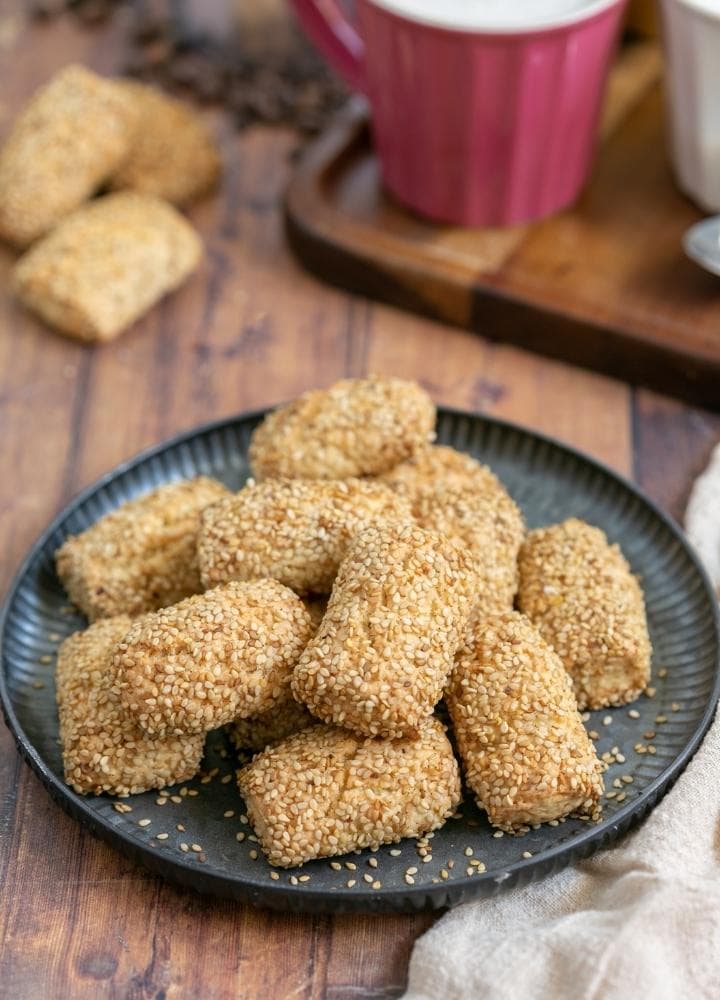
[0,6,719,998]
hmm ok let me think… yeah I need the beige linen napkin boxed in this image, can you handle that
[405,451,720,1000]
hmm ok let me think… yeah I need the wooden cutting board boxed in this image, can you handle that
[284,42,720,411]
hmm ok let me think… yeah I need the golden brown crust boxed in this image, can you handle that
[0,65,138,247]
[56,476,229,621]
[382,445,525,618]
[448,611,604,831]
[248,376,436,480]
[292,522,479,738]
[57,616,204,795]
[227,698,316,753]
[197,478,414,595]
[517,518,652,710]
[109,80,221,205]
[237,718,461,867]
[113,580,314,737]
[12,192,202,342]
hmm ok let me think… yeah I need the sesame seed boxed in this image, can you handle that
[522,851,532,859]
[616,792,627,802]
[658,668,668,678]
[270,872,279,880]
[170,796,182,804]
[224,810,235,818]
[187,789,199,797]
[647,745,657,754]
[602,715,612,726]
[588,730,600,740]
[628,709,640,719]
[405,875,415,885]
[655,715,667,724]
[299,875,310,882]
[156,833,169,841]
[235,832,245,842]
[156,797,167,806]
[190,844,202,853]
[240,815,248,824]
[368,857,378,868]
[249,850,258,860]
[644,731,656,740]
[464,847,473,857]
[671,702,681,712]
[406,866,418,875]
[177,824,185,832]
[372,880,382,890]
[440,869,449,880]
[40,655,52,665]
[330,862,342,871]
[138,818,151,828]
[492,831,504,839]
[389,849,402,857]
[347,880,356,888]
[616,753,626,763]
[221,774,233,784]
[363,874,373,883]
[622,774,634,784]
[289,876,298,885]
[466,867,474,877]
[447,860,455,869]
[345,862,356,871]
[179,843,189,852]
[645,687,656,698]
[49,633,61,642]
[32,681,45,690]
[422,856,432,863]
[606,791,617,799]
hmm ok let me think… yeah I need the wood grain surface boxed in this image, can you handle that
[0,5,719,999]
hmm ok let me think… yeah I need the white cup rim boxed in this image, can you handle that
[365,0,624,34]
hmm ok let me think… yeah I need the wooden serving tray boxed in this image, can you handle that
[284,43,720,410]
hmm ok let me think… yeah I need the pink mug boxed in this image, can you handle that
[288,0,628,225]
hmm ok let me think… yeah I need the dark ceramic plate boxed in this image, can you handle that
[1,408,719,913]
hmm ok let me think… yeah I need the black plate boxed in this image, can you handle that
[1,408,719,913]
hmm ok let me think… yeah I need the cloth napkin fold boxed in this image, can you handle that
[405,451,720,1000]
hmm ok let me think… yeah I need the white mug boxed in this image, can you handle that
[660,0,720,212]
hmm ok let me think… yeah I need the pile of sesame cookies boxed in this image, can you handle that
[0,64,221,342]
[53,376,653,869]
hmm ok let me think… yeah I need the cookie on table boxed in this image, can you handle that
[237,718,461,867]
[0,65,137,247]
[517,518,652,710]
[56,476,229,621]
[57,616,204,796]
[197,478,413,595]
[382,445,525,618]
[248,376,436,480]
[448,611,604,832]
[12,191,202,342]
[109,80,221,205]
[113,580,314,737]
[292,522,479,739]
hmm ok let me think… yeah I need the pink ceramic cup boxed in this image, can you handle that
[288,0,627,225]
